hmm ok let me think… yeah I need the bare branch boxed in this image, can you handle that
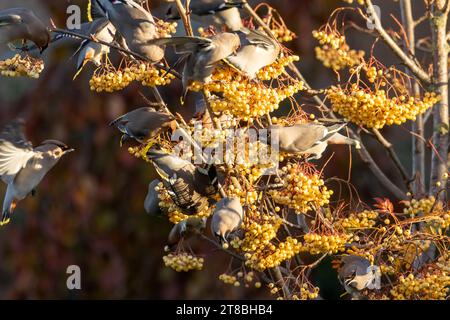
[364,0,431,84]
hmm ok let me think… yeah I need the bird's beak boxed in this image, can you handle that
[63,148,75,154]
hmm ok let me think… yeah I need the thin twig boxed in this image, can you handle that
[364,0,431,84]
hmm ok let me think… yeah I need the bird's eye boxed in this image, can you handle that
[54,150,62,157]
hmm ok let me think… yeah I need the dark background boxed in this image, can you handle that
[0,0,421,299]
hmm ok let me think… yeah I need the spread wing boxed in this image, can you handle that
[0,120,35,184]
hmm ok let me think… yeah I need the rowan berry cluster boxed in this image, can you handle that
[163,253,204,272]
[0,54,44,78]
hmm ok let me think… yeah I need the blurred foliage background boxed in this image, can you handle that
[0,0,417,299]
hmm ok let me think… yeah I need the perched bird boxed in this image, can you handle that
[144,179,161,215]
[226,28,280,79]
[73,18,116,79]
[0,120,74,225]
[146,148,217,214]
[211,197,243,245]
[0,7,50,53]
[94,0,165,62]
[146,32,241,90]
[165,0,244,31]
[166,216,206,250]
[269,122,361,160]
[109,107,175,145]
[337,255,380,298]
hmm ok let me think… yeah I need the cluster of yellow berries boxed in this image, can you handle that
[364,66,384,83]
[223,175,260,205]
[260,9,296,43]
[292,284,321,300]
[219,272,260,288]
[219,273,239,286]
[403,196,436,217]
[0,54,44,78]
[156,20,178,38]
[427,210,450,233]
[240,217,282,252]
[256,55,300,81]
[302,233,349,255]
[313,30,364,70]
[249,237,303,271]
[163,253,204,272]
[390,272,450,300]
[89,62,174,92]
[336,210,379,230]
[191,65,304,120]
[156,182,211,224]
[261,24,295,43]
[327,85,439,129]
[268,163,332,213]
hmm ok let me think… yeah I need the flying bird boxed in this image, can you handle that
[211,197,244,245]
[0,120,74,226]
[146,32,241,90]
[94,0,165,63]
[165,0,244,31]
[0,7,50,53]
[109,107,175,145]
[269,122,361,160]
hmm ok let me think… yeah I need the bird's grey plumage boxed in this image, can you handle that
[144,179,161,215]
[211,197,243,244]
[148,33,240,89]
[0,7,50,52]
[167,216,206,249]
[338,255,380,297]
[0,120,73,225]
[269,122,361,160]
[146,148,216,214]
[226,28,280,79]
[74,18,116,76]
[165,0,244,31]
[95,0,165,62]
[109,107,174,144]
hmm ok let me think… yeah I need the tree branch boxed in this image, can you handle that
[364,0,431,84]
[372,128,413,193]
[429,1,449,199]
[400,0,426,196]
[240,0,407,200]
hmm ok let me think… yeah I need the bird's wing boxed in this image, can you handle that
[112,0,155,20]
[88,0,106,20]
[192,0,244,16]
[0,120,35,184]
[0,14,22,27]
[146,37,213,54]
[240,28,277,48]
[88,18,112,37]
